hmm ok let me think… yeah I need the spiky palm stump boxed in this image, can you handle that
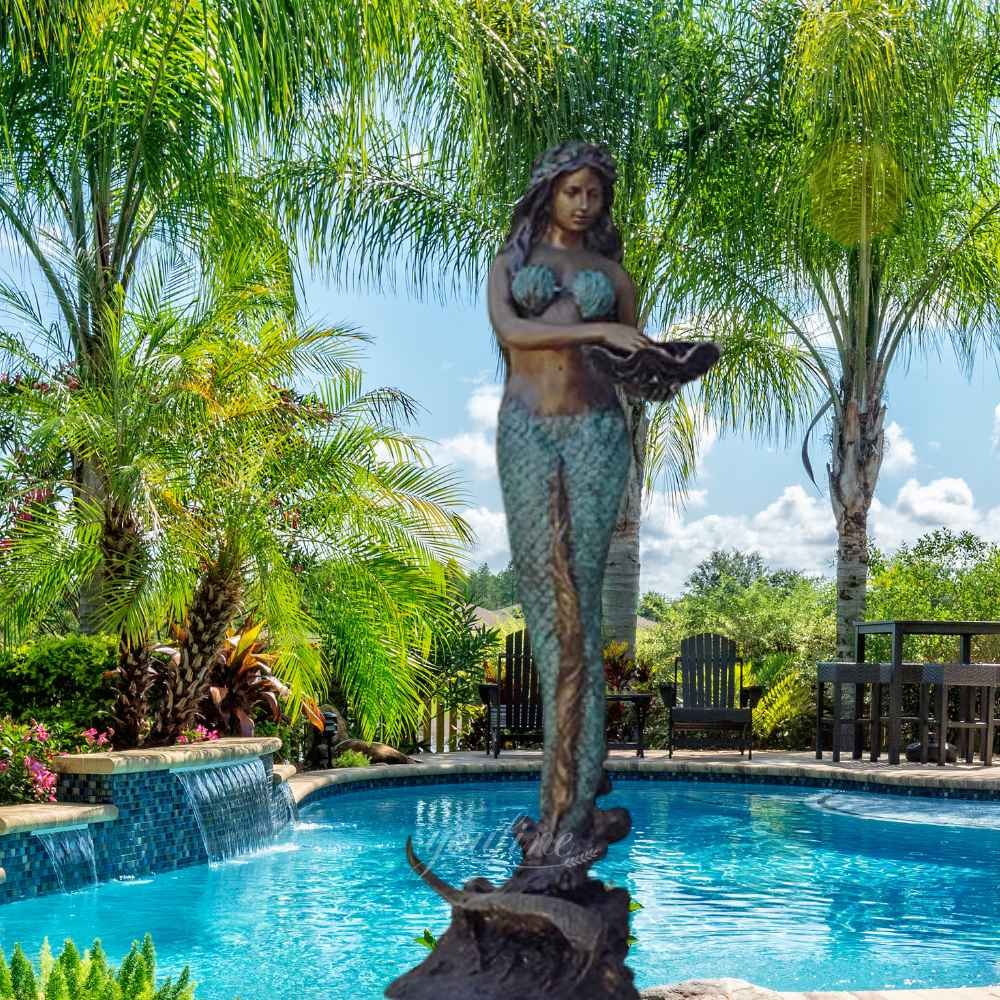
[385,773,638,1000]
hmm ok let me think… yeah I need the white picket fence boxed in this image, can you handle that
[419,698,472,753]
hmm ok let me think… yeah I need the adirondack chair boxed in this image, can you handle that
[479,629,543,757]
[659,633,764,758]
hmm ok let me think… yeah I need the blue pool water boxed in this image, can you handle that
[3,779,1000,998]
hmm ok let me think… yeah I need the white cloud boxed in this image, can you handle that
[429,383,502,480]
[893,476,975,526]
[459,506,509,568]
[640,484,837,594]
[881,421,917,474]
[466,384,502,430]
[992,403,1000,451]
[459,474,1000,599]
[639,475,1000,597]
[433,431,496,476]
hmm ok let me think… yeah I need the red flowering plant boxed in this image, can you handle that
[603,641,653,743]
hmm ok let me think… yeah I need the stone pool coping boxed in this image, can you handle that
[0,801,118,835]
[52,736,282,774]
[639,978,1000,1000]
[287,748,1000,806]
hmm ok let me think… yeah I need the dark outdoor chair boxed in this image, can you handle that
[479,629,543,757]
[659,632,763,759]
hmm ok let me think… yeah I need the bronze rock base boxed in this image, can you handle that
[384,875,639,1000]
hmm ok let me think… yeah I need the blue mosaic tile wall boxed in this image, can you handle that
[0,753,279,905]
[0,831,61,903]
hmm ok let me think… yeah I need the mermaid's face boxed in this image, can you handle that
[549,166,604,235]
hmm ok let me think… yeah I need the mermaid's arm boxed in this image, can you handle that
[612,264,639,329]
[487,256,637,351]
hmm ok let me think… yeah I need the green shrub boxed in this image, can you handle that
[0,635,117,730]
[332,749,370,768]
[0,935,195,1000]
[255,718,309,766]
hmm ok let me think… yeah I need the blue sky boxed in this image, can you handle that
[305,270,1000,597]
[4,231,997,600]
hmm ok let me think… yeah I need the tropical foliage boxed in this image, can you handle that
[0,249,472,748]
[649,0,1000,654]
[0,936,194,1000]
[0,0,569,750]
[639,549,836,747]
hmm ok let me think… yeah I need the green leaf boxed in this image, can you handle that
[413,929,438,951]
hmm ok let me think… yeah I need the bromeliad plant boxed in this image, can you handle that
[603,641,652,744]
[203,626,289,738]
[0,936,195,1000]
[156,623,292,738]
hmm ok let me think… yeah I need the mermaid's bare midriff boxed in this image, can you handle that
[503,293,621,416]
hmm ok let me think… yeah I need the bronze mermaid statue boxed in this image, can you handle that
[387,140,719,1000]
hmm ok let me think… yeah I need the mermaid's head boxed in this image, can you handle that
[500,141,622,277]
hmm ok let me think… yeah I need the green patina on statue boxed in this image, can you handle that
[388,141,719,1000]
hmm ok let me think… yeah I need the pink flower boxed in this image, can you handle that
[82,727,99,743]
[24,755,57,802]
[30,721,49,742]
[177,734,189,744]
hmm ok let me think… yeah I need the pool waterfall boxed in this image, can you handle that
[173,757,278,863]
[275,778,298,829]
[32,826,98,893]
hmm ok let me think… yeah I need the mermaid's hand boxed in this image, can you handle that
[596,323,652,355]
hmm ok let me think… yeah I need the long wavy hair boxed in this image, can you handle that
[501,140,622,277]
[496,141,622,375]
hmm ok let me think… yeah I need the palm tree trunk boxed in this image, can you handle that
[112,637,156,749]
[601,400,648,657]
[76,457,107,633]
[152,559,243,744]
[828,396,885,659]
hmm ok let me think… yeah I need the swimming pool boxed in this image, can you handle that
[3,779,1000,998]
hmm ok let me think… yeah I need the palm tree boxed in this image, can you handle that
[0,247,472,746]
[0,0,551,629]
[648,0,1000,656]
[271,1,821,656]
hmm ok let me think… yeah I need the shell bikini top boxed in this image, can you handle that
[510,261,723,403]
[510,264,617,320]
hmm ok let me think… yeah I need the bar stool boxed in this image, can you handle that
[816,661,925,762]
[919,662,1000,766]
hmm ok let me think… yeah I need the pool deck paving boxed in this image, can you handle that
[639,981,1000,1000]
[288,746,1000,802]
